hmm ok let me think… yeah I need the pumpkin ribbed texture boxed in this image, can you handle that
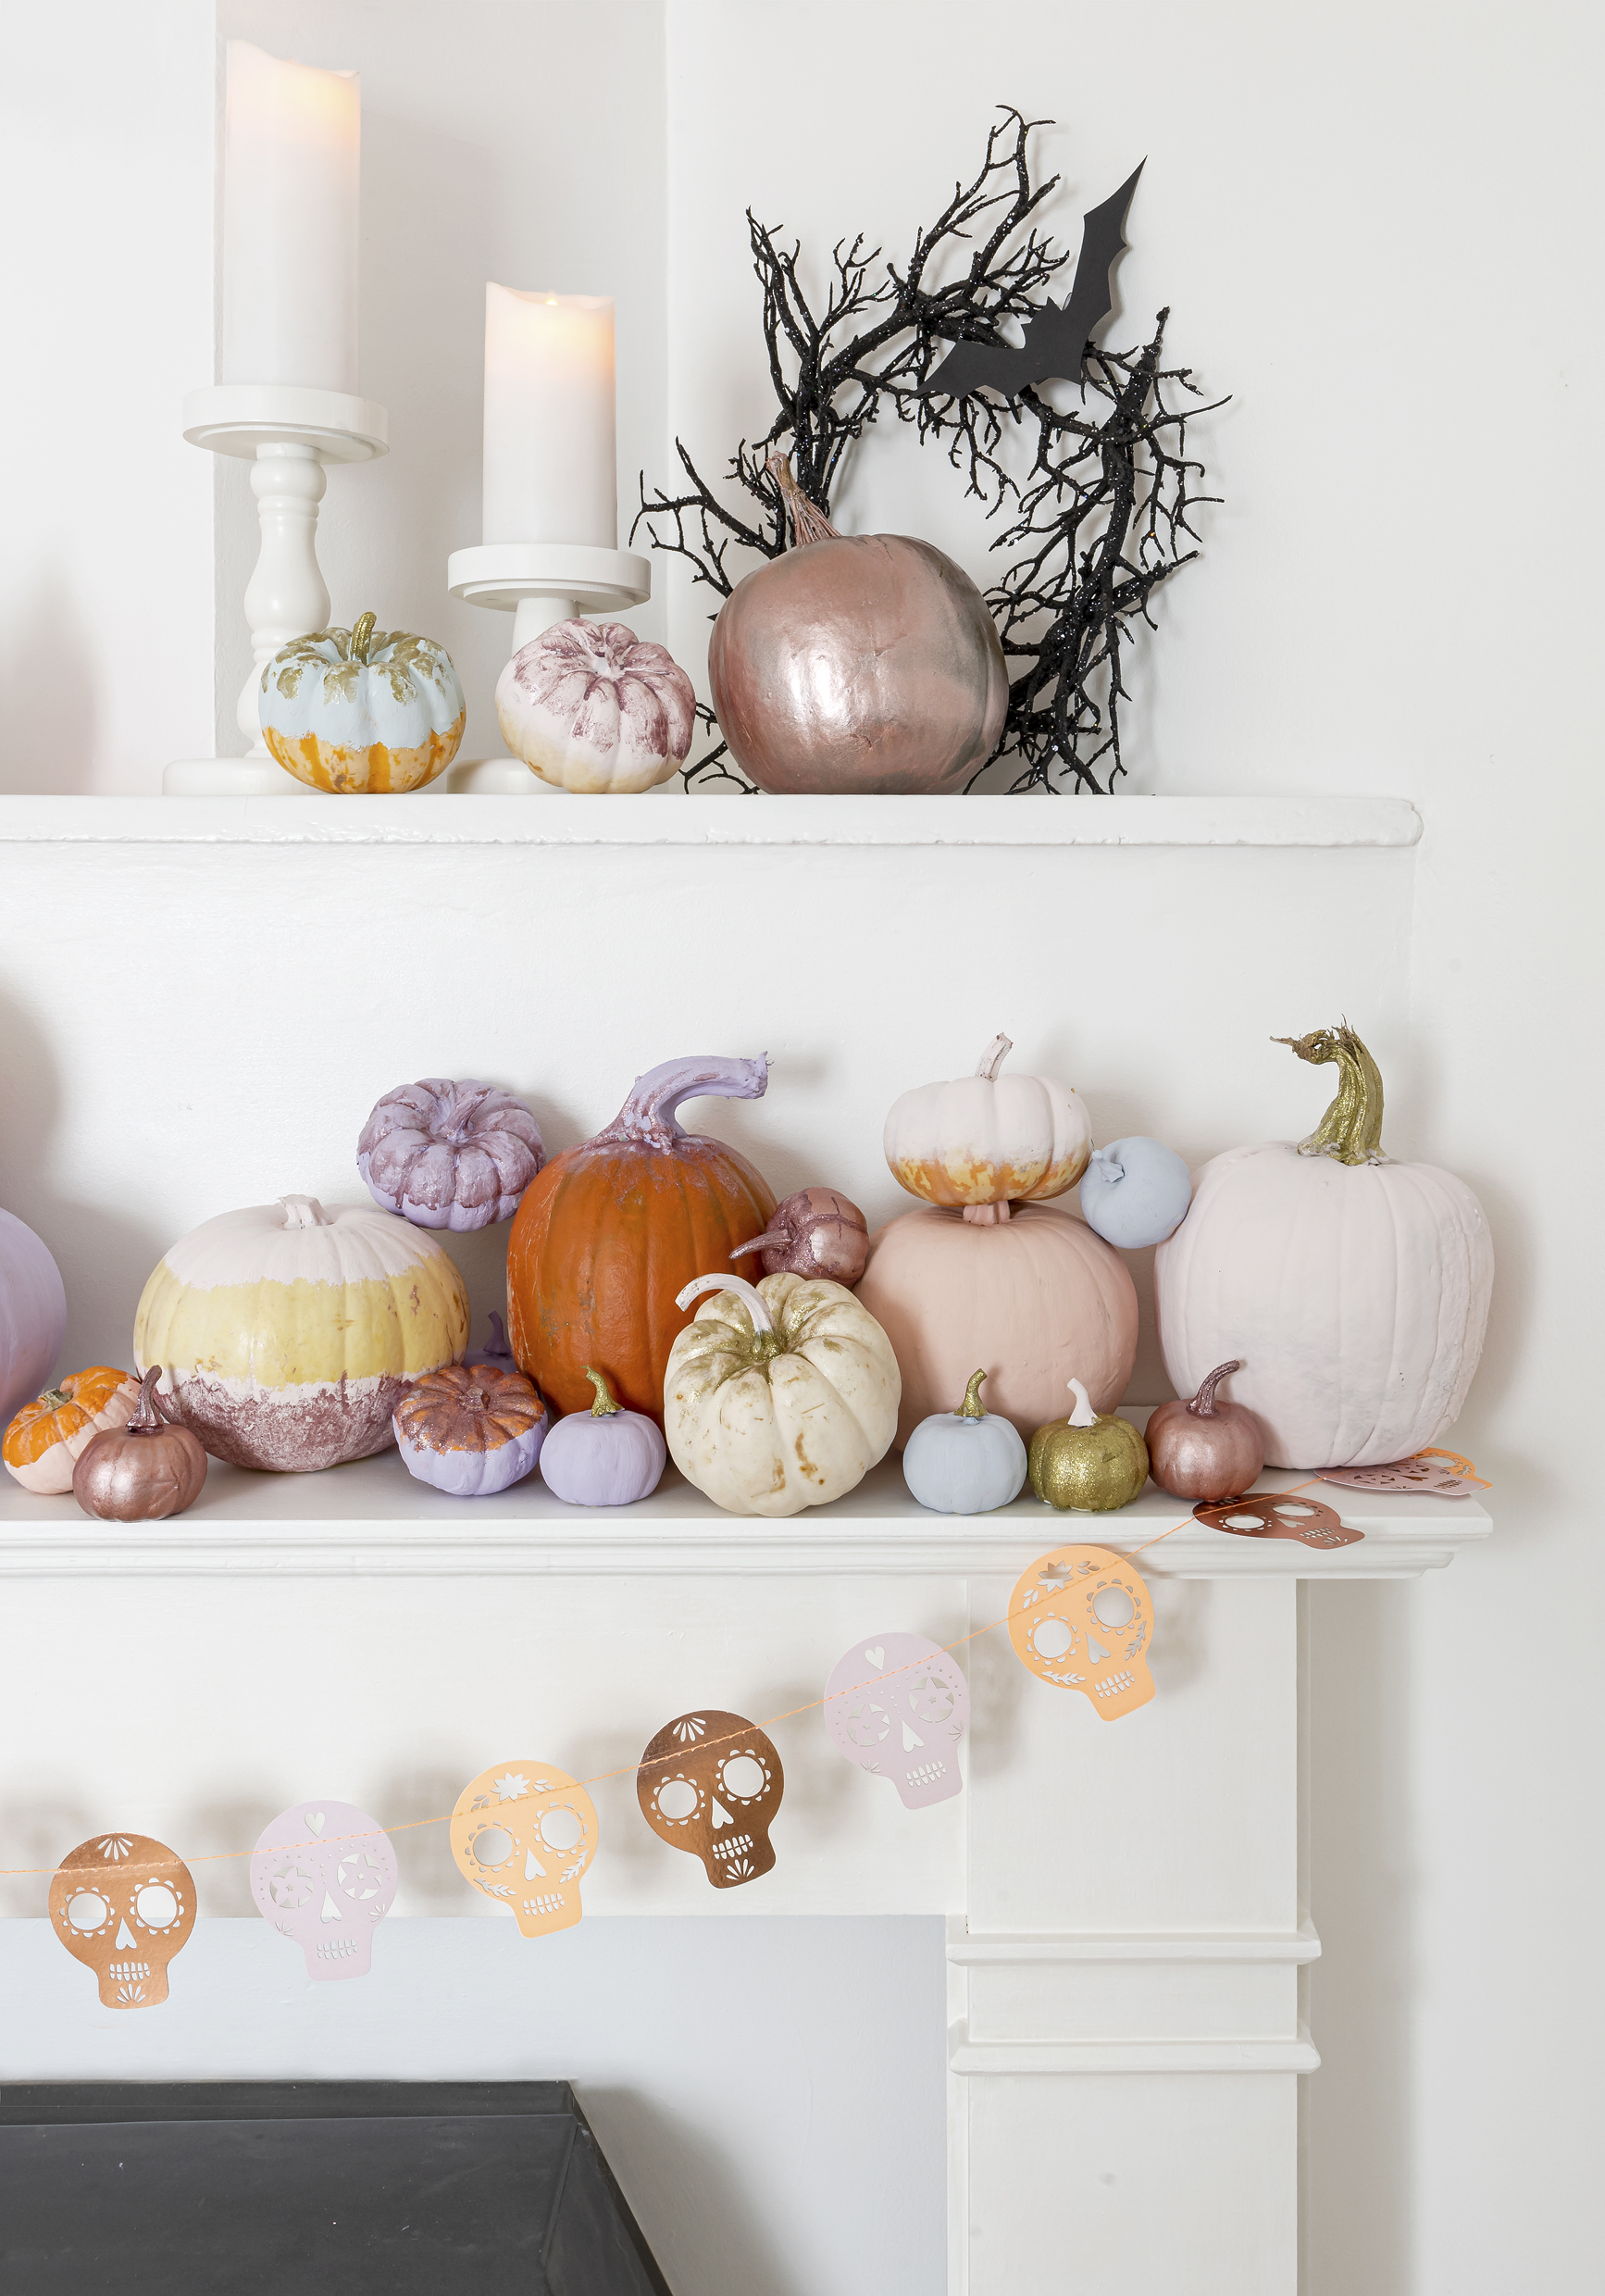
[506,1056,776,1424]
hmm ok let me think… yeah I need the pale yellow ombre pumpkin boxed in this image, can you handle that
[134,1195,468,1472]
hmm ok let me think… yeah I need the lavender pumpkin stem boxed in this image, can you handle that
[600,1054,769,1152]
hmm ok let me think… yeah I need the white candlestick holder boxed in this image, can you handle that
[443,543,651,792]
[164,383,388,796]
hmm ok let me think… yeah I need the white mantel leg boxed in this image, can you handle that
[234,443,330,756]
[952,1575,1315,2294]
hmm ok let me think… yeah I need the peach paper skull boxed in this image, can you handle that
[824,1633,969,1808]
[450,1762,598,1937]
[1009,1544,1156,1718]
[249,1800,398,1980]
[49,1832,196,2008]
[638,1710,783,1888]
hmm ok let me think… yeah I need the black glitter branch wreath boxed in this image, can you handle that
[632,107,1222,793]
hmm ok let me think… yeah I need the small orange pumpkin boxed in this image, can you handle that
[507,1054,776,1424]
[4,1366,143,1494]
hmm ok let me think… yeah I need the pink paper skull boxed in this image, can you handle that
[824,1633,970,1809]
[249,1800,398,1981]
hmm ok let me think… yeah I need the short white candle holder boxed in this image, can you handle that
[442,543,651,793]
[164,383,389,796]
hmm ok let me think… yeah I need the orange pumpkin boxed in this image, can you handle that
[4,1366,143,1494]
[507,1054,777,1423]
[855,1203,1138,1450]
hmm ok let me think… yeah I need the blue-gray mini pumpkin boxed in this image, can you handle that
[902,1370,1027,1515]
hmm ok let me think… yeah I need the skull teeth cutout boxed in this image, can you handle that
[249,1800,398,1981]
[49,1833,196,2008]
[825,1633,969,1809]
[1009,1545,1156,1718]
[638,1711,783,1889]
[451,1763,598,1937]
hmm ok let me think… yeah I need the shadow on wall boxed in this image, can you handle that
[582,2084,798,2296]
[0,981,168,1379]
[0,573,98,794]
[1302,1579,1418,2296]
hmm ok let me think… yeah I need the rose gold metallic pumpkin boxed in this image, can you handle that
[71,1367,208,1522]
[1143,1361,1265,1504]
[728,1187,870,1284]
[707,461,1007,795]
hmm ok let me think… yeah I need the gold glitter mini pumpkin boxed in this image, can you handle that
[1028,1379,1150,1512]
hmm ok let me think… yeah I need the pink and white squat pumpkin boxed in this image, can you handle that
[358,1079,543,1231]
[495,618,697,793]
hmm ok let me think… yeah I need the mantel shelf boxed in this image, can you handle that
[0,1454,1488,1578]
[0,792,1421,851]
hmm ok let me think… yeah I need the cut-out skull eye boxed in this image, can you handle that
[844,1702,891,1747]
[907,1671,955,1724]
[470,1826,515,1868]
[134,1883,180,1929]
[655,1778,699,1822]
[66,1891,110,1933]
[1091,1584,1136,1629]
[337,1850,385,1900]
[1031,1616,1075,1660]
[720,1754,767,1800]
[538,1805,584,1852]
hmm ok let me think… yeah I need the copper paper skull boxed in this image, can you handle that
[638,1710,783,1889]
[1008,1544,1156,1718]
[249,1800,398,1981]
[824,1633,970,1809]
[450,1762,598,1937]
[49,1832,196,2008]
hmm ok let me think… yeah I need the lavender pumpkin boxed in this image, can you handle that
[358,1079,543,1231]
[539,1366,666,1507]
[393,1363,547,1497]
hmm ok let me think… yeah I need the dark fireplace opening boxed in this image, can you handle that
[0,2079,671,2294]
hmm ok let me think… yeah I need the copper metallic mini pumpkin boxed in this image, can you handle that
[71,1367,208,1521]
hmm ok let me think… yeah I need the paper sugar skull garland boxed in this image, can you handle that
[1009,1545,1156,1718]
[825,1635,970,1808]
[638,1711,783,1887]
[1320,1447,1489,1498]
[250,1801,398,1980]
[1193,1495,1362,1549]
[49,1833,196,2008]
[451,1763,598,1937]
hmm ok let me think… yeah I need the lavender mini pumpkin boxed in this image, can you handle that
[539,1366,666,1506]
[393,1363,547,1497]
[495,618,697,793]
[358,1079,543,1231]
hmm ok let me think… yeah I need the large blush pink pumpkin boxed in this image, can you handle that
[495,618,697,792]
[1154,1026,1494,1469]
[855,1203,1138,1451]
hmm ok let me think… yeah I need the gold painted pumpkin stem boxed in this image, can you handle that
[958,1369,989,1419]
[1188,1361,1241,1417]
[1274,1021,1386,1166]
[584,1366,619,1417]
[767,453,840,547]
[350,610,378,665]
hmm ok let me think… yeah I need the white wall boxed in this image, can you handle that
[0,3,215,792]
[665,8,1605,2289]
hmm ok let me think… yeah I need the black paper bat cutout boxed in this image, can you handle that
[926,160,1144,400]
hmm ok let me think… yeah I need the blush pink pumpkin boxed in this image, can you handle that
[495,618,697,792]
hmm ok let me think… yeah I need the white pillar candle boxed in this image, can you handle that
[220,41,360,393]
[482,287,616,546]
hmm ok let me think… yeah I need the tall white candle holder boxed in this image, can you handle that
[164,383,388,796]
[443,543,650,793]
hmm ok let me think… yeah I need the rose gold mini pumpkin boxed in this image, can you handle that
[728,1187,870,1284]
[707,458,1007,794]
[71,1367,208,1521]
[1144,1361,1265,1503]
